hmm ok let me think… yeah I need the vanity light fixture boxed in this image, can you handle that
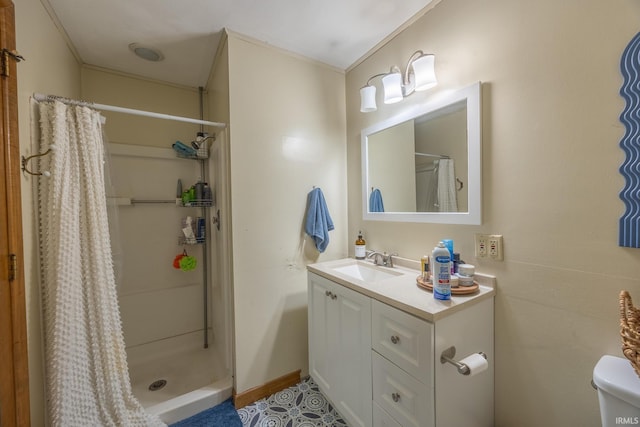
[360,50,437,113]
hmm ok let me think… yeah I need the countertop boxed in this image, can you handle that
[307,257,496,322]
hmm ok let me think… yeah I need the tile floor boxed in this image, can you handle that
[237,377,348,427]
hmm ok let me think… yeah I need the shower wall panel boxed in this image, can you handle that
[109,143,209,350]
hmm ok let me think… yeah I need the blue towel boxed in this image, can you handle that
[369,188,385,212]
[305,188,334,253]
[172,140,197,157]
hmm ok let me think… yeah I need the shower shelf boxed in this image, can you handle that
[180,200,213,208]
[178,236,205,245]
[177,154,209,160]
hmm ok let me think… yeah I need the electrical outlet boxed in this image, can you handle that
[488,235,503,261]
[475,234,488,258]
[475,234,504,261]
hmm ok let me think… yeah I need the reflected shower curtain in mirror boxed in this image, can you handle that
[417,161,439,212]
[37,101,165,426]
[437,159,458,212]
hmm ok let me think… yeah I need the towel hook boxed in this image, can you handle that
[21,145,55,177]
[456,178,464,191]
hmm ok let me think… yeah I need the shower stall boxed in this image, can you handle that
[108,130,233,424]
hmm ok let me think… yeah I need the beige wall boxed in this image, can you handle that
[207,36,230,126]
[226,33,348,393]
[346,1,640,425]
[14,0,81,425]
[81,67,201,148]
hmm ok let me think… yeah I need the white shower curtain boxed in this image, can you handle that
[37,101,166,427]
[437,158,458,212]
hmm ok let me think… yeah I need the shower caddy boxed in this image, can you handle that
[177,148,213,349]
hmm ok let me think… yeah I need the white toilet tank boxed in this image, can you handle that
[593,355,640,426]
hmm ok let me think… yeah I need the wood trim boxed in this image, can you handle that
[0,1,31,426]
[233,370,301,409]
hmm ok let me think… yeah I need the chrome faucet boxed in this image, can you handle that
[367,250,398,267]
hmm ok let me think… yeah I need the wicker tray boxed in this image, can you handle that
[416,275,479,295]
[620,290,640,378]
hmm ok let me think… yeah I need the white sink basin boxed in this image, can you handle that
[332,262,402,283]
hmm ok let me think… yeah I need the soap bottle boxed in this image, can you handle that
[432,241,451,301]
[355,231,366,260]
[421,255,430,282]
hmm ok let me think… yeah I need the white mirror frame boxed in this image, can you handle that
[361,81,482,224]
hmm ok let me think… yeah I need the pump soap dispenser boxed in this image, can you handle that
[355,231,366,260]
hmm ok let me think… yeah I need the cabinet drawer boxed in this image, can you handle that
[373,402,402,427]
[372,352,434,427]
[372,299,434,384]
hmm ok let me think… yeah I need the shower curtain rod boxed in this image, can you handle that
[33,93,227,128]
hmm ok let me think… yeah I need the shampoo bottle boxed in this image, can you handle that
[355,231,366,260]
[432,241,451,301]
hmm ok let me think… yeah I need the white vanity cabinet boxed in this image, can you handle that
[307,261,495,427]
[307,272,372,427]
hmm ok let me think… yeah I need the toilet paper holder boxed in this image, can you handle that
[440,346,487,375]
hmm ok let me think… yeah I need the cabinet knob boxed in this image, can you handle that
[390,335,400,344]
[325,290,337,300]
[392,392,401,403]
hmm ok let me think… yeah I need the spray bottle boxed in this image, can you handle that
[432,241,451,301]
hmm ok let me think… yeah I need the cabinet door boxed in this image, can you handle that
[333,283,372,427]
[307,273,372,427]
[308,274,337,395]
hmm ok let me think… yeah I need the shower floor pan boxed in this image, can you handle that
[146,376,232,424]
[127,332,232,424]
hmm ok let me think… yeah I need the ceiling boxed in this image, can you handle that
[43,0,435,88]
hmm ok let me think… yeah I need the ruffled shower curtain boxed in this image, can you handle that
[437,158,458,212]
[38,101,166,427]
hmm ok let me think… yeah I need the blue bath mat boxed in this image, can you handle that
[169,398,242,427]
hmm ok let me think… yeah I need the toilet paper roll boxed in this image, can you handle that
[459,353,489,377]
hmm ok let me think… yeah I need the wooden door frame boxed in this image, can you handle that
[0,0,31,425]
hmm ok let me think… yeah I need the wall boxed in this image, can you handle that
[205,35,234,375]
[14,0,81,424]
[81,67,200,148]
[346,1,640,426]
[226,33,348,393]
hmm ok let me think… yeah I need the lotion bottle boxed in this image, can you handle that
[355,231,366,260]
[432,241,451,300]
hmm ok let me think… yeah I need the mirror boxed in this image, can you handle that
[361,81,481,224]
